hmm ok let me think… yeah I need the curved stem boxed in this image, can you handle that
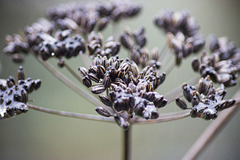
[182,89,240,160]
[165,62,176,75]
[158,42,168,63]
[37,56,103,107]
[27,103,191,125]
[123,127,131,160]
[63,60,83,83]
[132,110,191,124]
[27,103,115,123]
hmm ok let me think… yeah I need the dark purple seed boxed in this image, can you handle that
[176,97,187,110]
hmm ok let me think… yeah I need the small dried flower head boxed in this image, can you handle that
[88,32,121,58]
[176,75,235,120]
[78,54,167,128]
[155,10,205,65]
[0,66,41,119]
[192,49,238,87]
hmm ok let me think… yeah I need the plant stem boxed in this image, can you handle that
[63,60,83,83]
[37,56,103,108]
[165,61,176,75]
[28,103,191,125]
[123,127,131,160]
[158,42,168,63]
[182,89,240,160]
[27,103,115,123]
[132,110,191,124]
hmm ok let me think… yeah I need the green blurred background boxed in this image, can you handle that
[0,0,240,159]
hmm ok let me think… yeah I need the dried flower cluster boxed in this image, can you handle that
[79,54,166,128]
[47,0,141,34]
[176,76,235,120]
[2,1,239,128]
[154,10,205,65]
[87,32,120,58]
[4,0,141,63]
[192,35,240,87]
[120,27,161,69]
[0,67,41,119]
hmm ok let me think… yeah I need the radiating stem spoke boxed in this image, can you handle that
[36,56,103,107]
[132,110,191,124]
[28,104,115,123]
[63,60,83,83]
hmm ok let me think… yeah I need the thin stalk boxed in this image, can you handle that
[37,56,103,107]
[28,104,115,123]
[182,89,240,160]
[165,62,176,75]
[158,42,169,63]
[123,127,131,160]
[160,50,171,68]
[132,110,191,124]
[63,60,83,83]
[28,103,191,125]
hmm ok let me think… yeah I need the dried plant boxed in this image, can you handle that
[1,1,240,160]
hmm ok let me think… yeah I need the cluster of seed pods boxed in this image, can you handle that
[47,0,141,34]
[154,10,205,65]
[4,19,86,62]
[192,36,240,87]
[79,55,167,128]
[87,32,121,58]
[176,76,235,120]
[0,67,41,119]
[120,27,161,68]
[4,1,141,63]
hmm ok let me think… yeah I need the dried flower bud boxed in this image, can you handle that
[175,97,187,110]
[95,107,112,117]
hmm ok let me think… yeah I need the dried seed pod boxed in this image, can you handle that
[176,97,187,110]
[97,17,110,31]
[192,57,200,72]
[88,66,98,74]
[82,75,92,88]
[103,72,111,88]
[78,67,88,77]
[120,33,133,50]
[130,62,139,77]
[17,66,25,80]
[97,65,106,79]
[99,95,112,107]
[198,76,213,95]
[116,68,125,79]
[182,83,195,102]
[88,73,100,83]
[95,107,112,117]
[91,85,105,94]
[34,79,41,90]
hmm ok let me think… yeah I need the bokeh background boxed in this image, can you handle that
[0,0,240,159]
